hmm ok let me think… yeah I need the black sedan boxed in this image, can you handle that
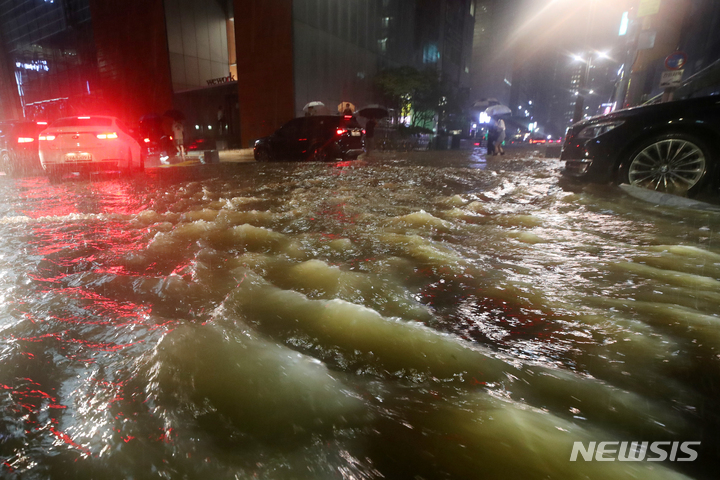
[561,96,720,197]
[0,120,48,176]
[254,115,365,162]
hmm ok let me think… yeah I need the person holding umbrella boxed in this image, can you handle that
[484,104,511,156]
[493,115,506,156]
[365,118,377,154]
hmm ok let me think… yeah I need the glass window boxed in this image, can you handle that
[52,117,113,127]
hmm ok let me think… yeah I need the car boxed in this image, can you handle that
[0,120,48,176]
[254,115,365,162]
[561,96,720,197]
[38,116,144,177]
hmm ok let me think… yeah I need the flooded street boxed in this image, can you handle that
[0,149,718,479]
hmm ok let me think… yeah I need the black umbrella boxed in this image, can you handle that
[357,105,389,119]
[163,109,185,121]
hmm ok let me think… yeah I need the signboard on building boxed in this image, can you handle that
[638,0,661,17]
[660,70,684,88]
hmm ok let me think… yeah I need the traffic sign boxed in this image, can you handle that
[660,70,684,88]
[665,51,687,70]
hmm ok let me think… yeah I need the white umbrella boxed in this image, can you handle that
[472,98,500,109]
[338,102,356,114]
[303,101,325,112]
[484,104,512,116]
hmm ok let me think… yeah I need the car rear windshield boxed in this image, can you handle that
[52,117,113,127]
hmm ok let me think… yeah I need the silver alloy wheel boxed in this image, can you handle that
[628,139,706,194]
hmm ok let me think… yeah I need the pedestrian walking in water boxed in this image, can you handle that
[486,123,498,156]
[365,118,377,155]
[172,120,185,158]
[493,116,506,156]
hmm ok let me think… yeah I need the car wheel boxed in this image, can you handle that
[620,133,711,197]
[1,152,16,177]
[255,148,271,162]
[308,145,329,162]
[124,149,136,175]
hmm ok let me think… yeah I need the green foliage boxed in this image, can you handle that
[373,66,469,131]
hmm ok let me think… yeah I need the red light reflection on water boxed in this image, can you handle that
[16,177,148,219]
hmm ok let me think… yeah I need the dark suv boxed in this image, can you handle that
[254,115,365,161]
[0,120,47,176]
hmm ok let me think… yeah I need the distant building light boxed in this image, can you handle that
[528,100,532,105]
[619,12,629,36]
[195,125,200,129]
[208,125,212,130]
[15,60,49,72]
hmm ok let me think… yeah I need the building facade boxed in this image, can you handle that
[0,0,475,148]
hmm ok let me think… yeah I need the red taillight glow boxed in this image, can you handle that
[474,142,480,146]
[343,115,352,120]
[362,129,366,135]
[144,137,151,143]
[39,135,56,141]
[96,132,118,139]
[17,137,35,143]
[336,128,347,136]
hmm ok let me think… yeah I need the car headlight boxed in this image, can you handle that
[577,121,624,139]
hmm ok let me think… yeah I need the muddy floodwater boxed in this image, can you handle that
[0,150,718,480]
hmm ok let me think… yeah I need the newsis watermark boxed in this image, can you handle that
[570,441,700,462]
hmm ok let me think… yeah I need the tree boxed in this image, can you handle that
[374,67,441,130]
[374,67,471,133]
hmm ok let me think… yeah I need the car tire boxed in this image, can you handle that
[307,145,329,162]
[45,166,62,182]
[124,149,136,175]
[255,148,271,162]
[619,133,712,197]
[0,152,15,177]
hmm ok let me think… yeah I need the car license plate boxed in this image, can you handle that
[65,153,92,162]
[351,131,361,136]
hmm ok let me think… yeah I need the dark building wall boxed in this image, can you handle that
[292,0,416,117]
[88,0,174,125]
[234,0,295,147]
[469,0,517,105]
[0,0,99,121]
[164,0,231,92]
[0,38,22,120]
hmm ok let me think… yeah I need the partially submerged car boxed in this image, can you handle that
[561,95,720,197]
[38,116,144,177]
[0,120,47,176]
[254,115,365,162]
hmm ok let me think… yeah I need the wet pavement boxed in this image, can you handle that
[0,148,718,479]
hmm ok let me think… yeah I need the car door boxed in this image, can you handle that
[271,118,306,160]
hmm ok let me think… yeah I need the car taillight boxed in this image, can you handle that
[336,128,347,136]
[362,129,366,135]
[96,132,118,139]
[39,135,55,141]
[17,137,34,143]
